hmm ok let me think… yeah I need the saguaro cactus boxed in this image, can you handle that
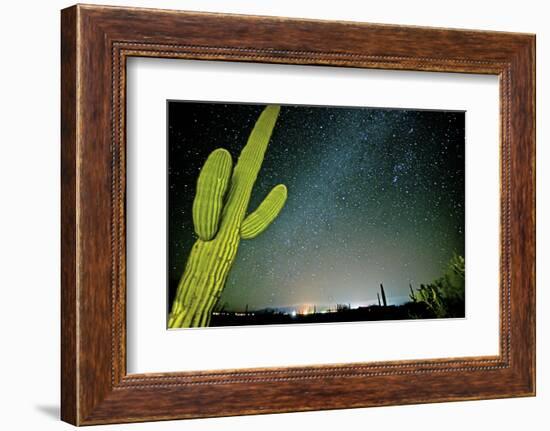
[380,283,388,307]
[168,105,287,328]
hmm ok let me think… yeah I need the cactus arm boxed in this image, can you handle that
[192,148,232,240]
[241,184,287,239]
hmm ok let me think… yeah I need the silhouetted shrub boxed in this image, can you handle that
[410,254,465,318]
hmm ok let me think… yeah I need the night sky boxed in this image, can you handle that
[168,102,465,311]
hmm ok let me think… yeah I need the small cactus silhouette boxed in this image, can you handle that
[379,283,388,307]
[169,105,287,328]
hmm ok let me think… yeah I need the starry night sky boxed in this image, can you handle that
[168,102,465,311]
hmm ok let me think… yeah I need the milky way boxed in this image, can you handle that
[168,102,465,311]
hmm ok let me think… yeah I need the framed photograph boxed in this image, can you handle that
[61,4,535,425]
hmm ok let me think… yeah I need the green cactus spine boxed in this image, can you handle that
[168,105,287,328]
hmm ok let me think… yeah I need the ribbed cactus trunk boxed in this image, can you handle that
[168,105,287,328]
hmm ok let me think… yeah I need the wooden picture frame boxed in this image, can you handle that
[61,4,535,425]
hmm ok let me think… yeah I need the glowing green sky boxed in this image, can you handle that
[168,102,464,311]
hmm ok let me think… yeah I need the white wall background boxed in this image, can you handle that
[0,0,546,429]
